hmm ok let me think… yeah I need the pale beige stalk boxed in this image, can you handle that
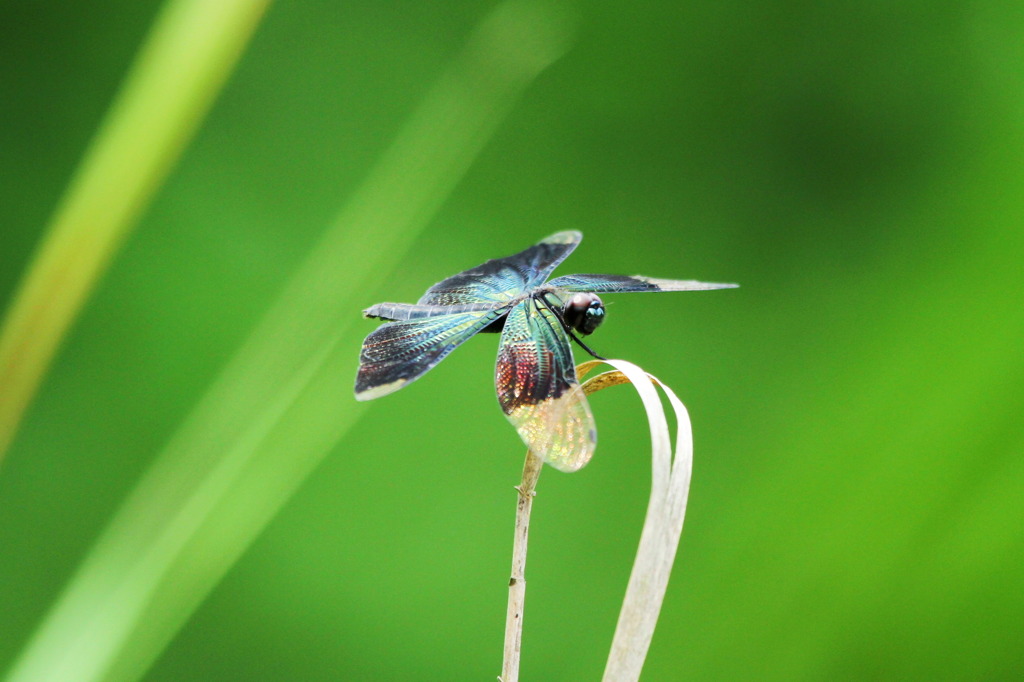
[501,450,544,682]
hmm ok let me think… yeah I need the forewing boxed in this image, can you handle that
[418,231,582,306]
[495,299,596,472]
[363,302,502,321]
[547,273,739,293]
[355,308,507,400]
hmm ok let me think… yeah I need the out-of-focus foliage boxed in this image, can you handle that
[1,1,1021,680]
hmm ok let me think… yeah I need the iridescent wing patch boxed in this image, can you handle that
[355,308,507,400]
[417,231,581,305]
[495,299,596,472]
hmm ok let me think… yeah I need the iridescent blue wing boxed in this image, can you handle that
[495,298,596,472]
[355,307,509,400]
[547,274,739,293]
[418,231,582,306]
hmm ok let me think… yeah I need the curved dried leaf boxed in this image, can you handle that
[578,359,693,682]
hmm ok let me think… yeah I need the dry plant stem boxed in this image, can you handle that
[585,362,692,682]
[501,449,543,682]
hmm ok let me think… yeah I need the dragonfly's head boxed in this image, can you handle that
[563,292,605,336]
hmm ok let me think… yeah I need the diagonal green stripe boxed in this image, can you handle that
[0,0,272,465]
[3,3,574,682]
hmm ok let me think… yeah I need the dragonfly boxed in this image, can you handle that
[355,231,736,472]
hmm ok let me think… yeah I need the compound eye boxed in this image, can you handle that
[563,293,605,335]
[581,298,605,335]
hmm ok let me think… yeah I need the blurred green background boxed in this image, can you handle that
[2,1,1022,680]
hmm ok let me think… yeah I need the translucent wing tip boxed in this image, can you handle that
[543,230,583,245]
[354,376,408,401]
[545,431,597,472]
[636,277,739,291]
[506,387,597,473]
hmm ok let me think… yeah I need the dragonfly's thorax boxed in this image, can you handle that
[562,292,605,336]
